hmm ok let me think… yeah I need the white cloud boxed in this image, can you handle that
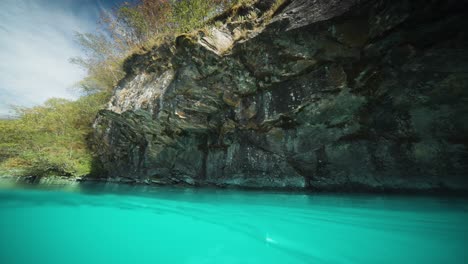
[0,0,110,116]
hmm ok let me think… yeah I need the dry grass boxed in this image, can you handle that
[119,0,290,74]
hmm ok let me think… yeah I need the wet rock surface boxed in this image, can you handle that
[93,0,468,191]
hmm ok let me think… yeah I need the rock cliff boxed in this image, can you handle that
[93,0,468,191]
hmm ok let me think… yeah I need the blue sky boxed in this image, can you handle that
[0,0,124,117]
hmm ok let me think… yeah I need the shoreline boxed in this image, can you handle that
[1,175,467,196]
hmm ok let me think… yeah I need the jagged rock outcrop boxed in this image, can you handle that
[93,0,468,191]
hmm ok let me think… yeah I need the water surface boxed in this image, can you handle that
[0,183,467,264]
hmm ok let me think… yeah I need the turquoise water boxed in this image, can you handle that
[0,184,467,264]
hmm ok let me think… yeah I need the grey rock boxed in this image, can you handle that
[93,0,468,191]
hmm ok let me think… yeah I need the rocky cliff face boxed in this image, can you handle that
[93,0,468,191]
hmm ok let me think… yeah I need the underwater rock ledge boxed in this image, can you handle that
[93,0,468,191]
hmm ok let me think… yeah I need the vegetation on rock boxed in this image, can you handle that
[70,0,240,94]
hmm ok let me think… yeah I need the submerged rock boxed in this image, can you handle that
[93,0,468,191]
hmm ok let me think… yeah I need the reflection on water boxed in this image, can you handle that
[0,182,467,264]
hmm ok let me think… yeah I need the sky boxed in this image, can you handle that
[0,0,124,117]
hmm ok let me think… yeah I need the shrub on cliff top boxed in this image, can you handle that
[70,0,236,94]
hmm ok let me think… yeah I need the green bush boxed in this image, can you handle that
[0,94,108,177]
